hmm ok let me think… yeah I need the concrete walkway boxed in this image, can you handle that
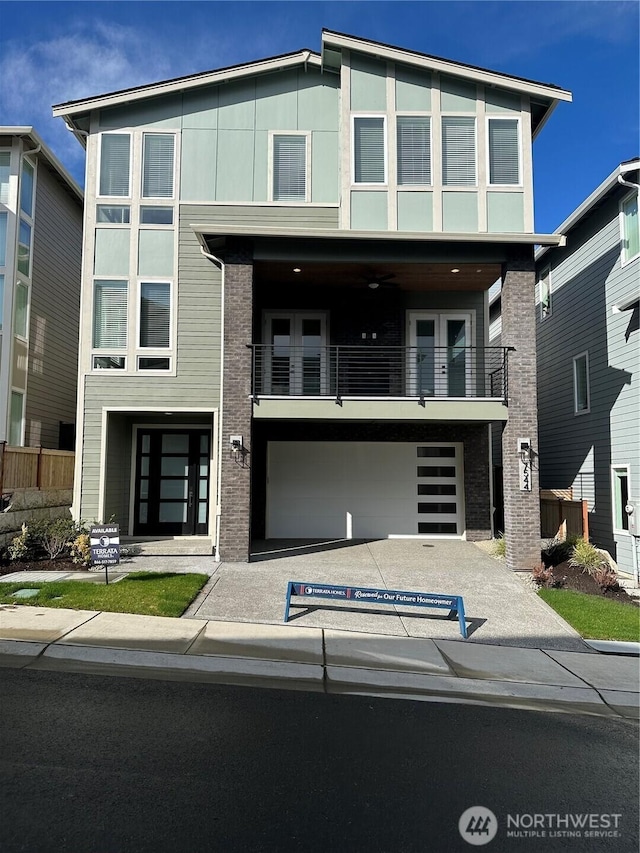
[0,604,637,719]
[191,540,587,651]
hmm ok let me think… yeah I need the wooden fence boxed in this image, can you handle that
[540,489,589,540]
[0,443,75,492]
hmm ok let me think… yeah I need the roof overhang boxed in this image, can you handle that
[536,159,639,261]
[0,126,83,201]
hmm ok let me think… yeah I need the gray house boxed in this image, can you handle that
[535,160,639,577]
[0,127,83,449]
[53,30,571,568]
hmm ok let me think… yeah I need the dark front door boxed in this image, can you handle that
[134,429,210,535]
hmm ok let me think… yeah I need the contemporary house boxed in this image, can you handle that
[0,128,83,450]
[535,160,639,576]
[53,30,571,568]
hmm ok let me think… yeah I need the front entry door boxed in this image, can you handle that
[263,312,327,395]
[134,429,210,535]
[407,313,472,397]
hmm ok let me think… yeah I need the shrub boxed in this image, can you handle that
[591,564,619,592]
[31,517,78,560]
[8,523,37,561]
[70,533,91,567]
[532,562,555,587]
[569,537,606,574]
[492,534,506,558]
[541,535,580,567]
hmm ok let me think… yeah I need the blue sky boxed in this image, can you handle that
[0,0,638,232]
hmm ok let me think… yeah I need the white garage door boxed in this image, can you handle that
[266,441,464,539]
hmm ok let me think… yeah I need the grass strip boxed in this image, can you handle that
[538,588,640,642]
[0,572,208,618]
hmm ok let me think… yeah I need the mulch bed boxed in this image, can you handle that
[0,557,81,577]
[538,559,638,607]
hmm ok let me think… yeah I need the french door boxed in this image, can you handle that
[134,429,210,535]
[407,312,472,397]
[263,312,327,395]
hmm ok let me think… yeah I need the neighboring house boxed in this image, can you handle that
[0,127,83,450]
[535,160,639,576]
[53,30,571,568]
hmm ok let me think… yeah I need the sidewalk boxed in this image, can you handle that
[1,605,637,720]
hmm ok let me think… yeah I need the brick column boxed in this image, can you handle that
[501,248,541,570]
[218,239,253,562]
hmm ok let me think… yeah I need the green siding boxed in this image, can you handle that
[350,55,387,111]
[94,228,130,276]
[311,132,339,203]
[485,89,521,113]
[351,191,388,230]
[99,95,182,129]
[182,86,219,129]
[218,80,256,129]
[298,73,340,131]
[443,192,478,232]
[255,71,298,130]
[487,192,524,232]
[397,192,433,232]
[184,203,339,230]
[181,129,217,200]
[395,65,431,111]
[253,131,269,202]
[138,229,174,276]
[441,76,477,112]
[216,130,255,200]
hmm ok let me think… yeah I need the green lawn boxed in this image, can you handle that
[0,572,208,618]
[538,588,640,642]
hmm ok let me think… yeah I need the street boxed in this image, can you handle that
[0,669,637,852]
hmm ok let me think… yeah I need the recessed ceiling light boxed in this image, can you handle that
[451,268,460,274]
[368,281,380,289]
[293,267,301,273]
[476,269,482,273]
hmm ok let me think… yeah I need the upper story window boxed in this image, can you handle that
[539,266,552,320]
[99,134,131,197]
[140,206,173,225]
[621,191,639,264]
[442,117,476,186]
[142,134,175,198]
[0,211,6,267]
[93,279,128,349]
[14,281,29,339]
[397,117,431,185]
[573,351,590,415]
[139,281,171,348]
[353,116,386,184]
[97,205,130,224]
[272,134,308,202]
[17,219,31,277]
[20,159,35,216]
[0,151,10,204]
[488,118,520,185]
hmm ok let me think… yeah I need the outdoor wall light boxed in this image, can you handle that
[517,438,532,462]
[229,435,248,467]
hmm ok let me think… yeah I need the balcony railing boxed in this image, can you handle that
[250,345,509,401]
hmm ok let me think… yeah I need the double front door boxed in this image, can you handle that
[407,312,472,397]
[134,429,210,535]
[263,312,327,395]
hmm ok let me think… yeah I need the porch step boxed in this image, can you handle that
[121,537,214,557]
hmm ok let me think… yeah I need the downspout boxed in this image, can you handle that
[618,173,640,191]
[200,244,225,558]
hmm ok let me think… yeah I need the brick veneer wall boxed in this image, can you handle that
[501,249,541,570]
[218,239,254,562]
[251,421,491,542]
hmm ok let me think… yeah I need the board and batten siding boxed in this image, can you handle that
[536,186,639,572]
[25,162,82,448]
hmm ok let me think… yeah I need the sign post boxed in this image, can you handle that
[90,524,120,584]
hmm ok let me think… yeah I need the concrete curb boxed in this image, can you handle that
[584,639,640,656]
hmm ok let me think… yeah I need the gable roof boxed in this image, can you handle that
[0,126,83,202]
[52,29,570,140]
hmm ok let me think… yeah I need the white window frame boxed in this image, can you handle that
[96,204,131,225]
[136,278,173,352]
[139,205,174,226]
[486,116,522,187]
[619,190,639,266]
[538,265,552,320]
[268,132,311,203]
[572,351,590,415]
[441,115,477,188]
[396,115,432,187]
[19,156,36,218]
[92,278,129,354]
[92,355,127,371]
[141,132,176,200]
[611,465,631,534]
[9,388,25,446]
[351,114,388,186]
[97,132,132,199]
[14,280,30,341]
[136,355,173,373]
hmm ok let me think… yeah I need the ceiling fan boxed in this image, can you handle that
[360,272,397,290]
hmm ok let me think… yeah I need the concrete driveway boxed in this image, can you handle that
[188,540,587,651]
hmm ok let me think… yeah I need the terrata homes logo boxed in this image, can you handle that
[459,807,623,845]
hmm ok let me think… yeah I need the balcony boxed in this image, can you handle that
[250,345,510,421]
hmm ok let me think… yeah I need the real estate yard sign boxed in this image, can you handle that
[90,524,120,583]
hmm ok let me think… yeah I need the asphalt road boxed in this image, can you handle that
[0,669,637,853]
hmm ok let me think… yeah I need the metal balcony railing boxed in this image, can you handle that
[250,345,510,401]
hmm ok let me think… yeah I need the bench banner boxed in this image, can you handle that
[284,581,467,638]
